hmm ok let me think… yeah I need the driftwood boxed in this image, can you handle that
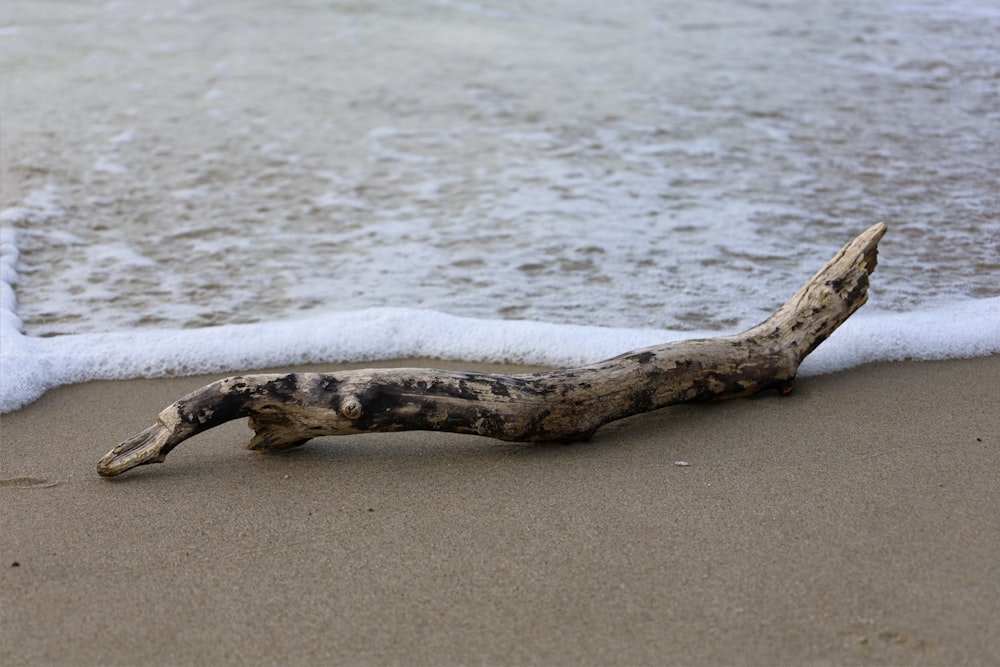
[98,223,887,477]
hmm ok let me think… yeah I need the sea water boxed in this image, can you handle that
[1,0,998,412]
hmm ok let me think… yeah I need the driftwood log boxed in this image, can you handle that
[98,223,887,477]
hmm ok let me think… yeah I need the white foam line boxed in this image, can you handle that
[2,226,998,413]
[0,306,679,413]
[799,299,1000,375]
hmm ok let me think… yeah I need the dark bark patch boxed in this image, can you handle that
[627,350,657,364]
[266,375,300,398]
[488,379,512,397]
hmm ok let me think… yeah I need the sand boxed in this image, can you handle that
[2,356,999,666]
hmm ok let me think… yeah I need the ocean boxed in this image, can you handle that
[1,0,998,412]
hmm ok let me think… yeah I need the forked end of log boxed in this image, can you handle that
[761,221,885,362]
[97,223,887,478]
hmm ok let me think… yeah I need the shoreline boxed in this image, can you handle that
[3,294,999,415]
[3,356,999,665]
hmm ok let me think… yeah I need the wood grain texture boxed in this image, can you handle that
[98,223,886,477]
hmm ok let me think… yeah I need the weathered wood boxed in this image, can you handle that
[98,223,887,477]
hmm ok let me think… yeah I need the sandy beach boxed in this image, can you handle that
[2,355,998,666]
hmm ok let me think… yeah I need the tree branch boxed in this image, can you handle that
[98,223,887,477]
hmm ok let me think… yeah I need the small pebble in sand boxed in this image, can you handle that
[673,461,691,467]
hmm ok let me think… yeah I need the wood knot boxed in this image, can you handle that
[340,396,363,420]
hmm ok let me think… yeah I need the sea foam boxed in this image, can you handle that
[2,226,997,414]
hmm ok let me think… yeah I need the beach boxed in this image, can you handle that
[4,1,1000,663]
[3,355,998,666]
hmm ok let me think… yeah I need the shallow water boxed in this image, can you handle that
[2,0,999,338]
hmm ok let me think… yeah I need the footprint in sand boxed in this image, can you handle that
[0,476,59,489]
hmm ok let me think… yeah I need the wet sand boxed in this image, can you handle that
[2,356,999,666]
